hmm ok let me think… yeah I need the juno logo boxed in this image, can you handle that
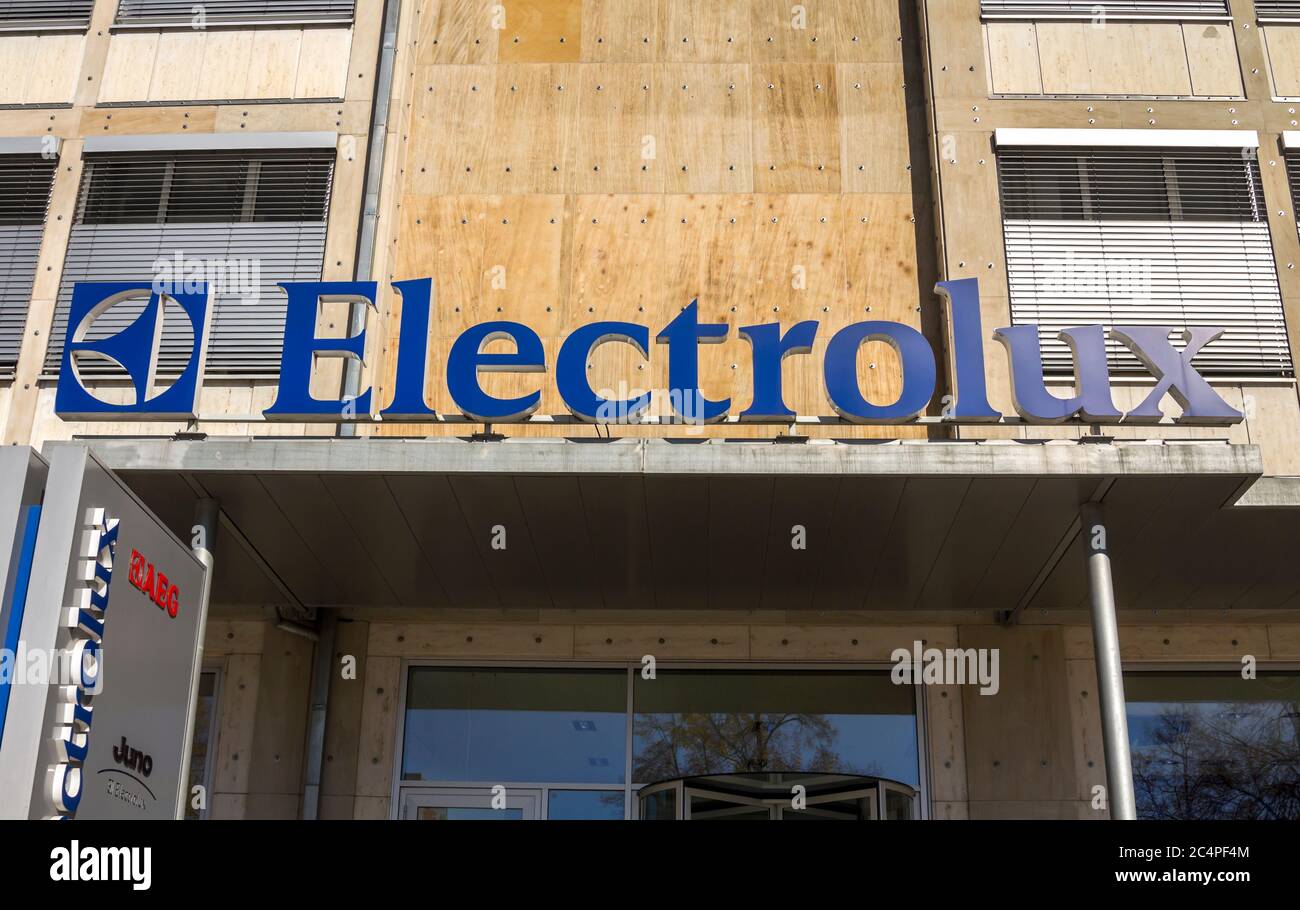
[54,282,211,421]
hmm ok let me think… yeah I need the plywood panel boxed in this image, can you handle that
[295,27,353,99]
[571,64,661,193]
[419,0,498,64]
[499,0,583,63]
[24,34,84,104]
[581,0,659,62]
[484,63,579,194]
[408,64,495,194]
[836,0,903,64]
[247,29,303,99]
[149,31,207,102]
[0,36,37,105]
[1265,25,1300,98]
[839,62,910,193]
[195,29,254,101]
[1183,23,1242,97]
[214,653,261,794]
[368,623,576,658]
[750,0,837,63]
[98,32,160,103]
[660,63,752,193]
[752,62,840,193]
[1085,22,1189,96]
[661,0,749,62]
[1061,624,1271,661]
[985,22,1042,95]
[1034,22,1090,95]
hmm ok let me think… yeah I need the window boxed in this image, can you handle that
[115,0,356,26]
[186,669,221,820]
[996,143,1290,376]
[397,666,922,820]
[632,670,920,787]
[45,146,335,378]
[1126,672,1300,820]
[980,1,1231,20]
[1287,144,1300,238]
[0,1,94,30]
[0,152,56,377]
[1256,1,1300,23]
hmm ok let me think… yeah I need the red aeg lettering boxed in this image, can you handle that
[127,549,180,620]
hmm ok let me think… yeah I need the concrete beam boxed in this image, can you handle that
[57,437,1265,482]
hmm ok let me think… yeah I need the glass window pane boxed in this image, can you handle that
[639,787,678,820]
[632,670,918,786]
[185,670,218,820]
[547,790,625,820]
[402,668,627,785]
[1126,672,1300,820]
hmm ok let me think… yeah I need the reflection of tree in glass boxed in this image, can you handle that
[1132,702,1300,820]
[633,712,882,782]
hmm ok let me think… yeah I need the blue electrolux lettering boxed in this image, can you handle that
[47,508,118,819]
[53,277,1244,426]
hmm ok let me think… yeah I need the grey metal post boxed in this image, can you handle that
[175,498,219,819]
[301,610,338,819]
[1080,502,1136,820]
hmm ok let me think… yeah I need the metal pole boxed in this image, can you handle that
[1080,502,1136,820]
[300,610,338,819]
[175,497,219,819]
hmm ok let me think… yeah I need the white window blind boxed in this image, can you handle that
[45,148,335,378]
[980,1,1231,20]
[1255,1,1300,23]
[0,1,94,29]
[0,154,56,377]
[997,146,1291,376]
[1288,149,1300,238]
[115,0,356,25]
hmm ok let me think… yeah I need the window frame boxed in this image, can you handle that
[979,0,1233,22]
[391,659,930,822]
[0,1,95,33]
[1121,661,1300,821]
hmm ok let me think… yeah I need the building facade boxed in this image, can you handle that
[1,0,1299,820]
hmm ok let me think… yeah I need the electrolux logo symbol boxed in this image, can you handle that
[54,282,212,421]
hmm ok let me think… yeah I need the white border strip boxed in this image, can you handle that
[0,137,61,156]
[1284,132,1300,151]
[83,131,338,154]
[995,128,1260,149]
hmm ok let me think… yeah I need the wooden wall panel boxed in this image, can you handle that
[374,0,937,439]
[752,63,841,193]
[499,0,584,63]
[1265,25,1300,98]
[1184,22,1243,97]
[1033,22,1090,95]
[97,27,352,103]
[984,23,1041,96]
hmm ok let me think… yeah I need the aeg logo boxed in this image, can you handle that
[53,282,211,421]
[127,549,180,619]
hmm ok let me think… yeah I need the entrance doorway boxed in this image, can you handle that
[637,773,918,820]
[400,787,541,820]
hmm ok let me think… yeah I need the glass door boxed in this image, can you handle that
[401,787,541,820]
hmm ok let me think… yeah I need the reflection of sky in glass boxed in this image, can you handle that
[403,708,627,784]
[1128,701,1299,752]
[547,790,625,820]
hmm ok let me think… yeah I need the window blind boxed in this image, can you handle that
[0,154,56,376]
[0,1,94,30]
[1255,1,1300,23]
[116,0,356,26]
[997,146,1291,376]
[46,149,335,378]
[980,1,1232,20]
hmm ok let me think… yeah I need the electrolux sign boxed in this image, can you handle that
[54,277,1245,426]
